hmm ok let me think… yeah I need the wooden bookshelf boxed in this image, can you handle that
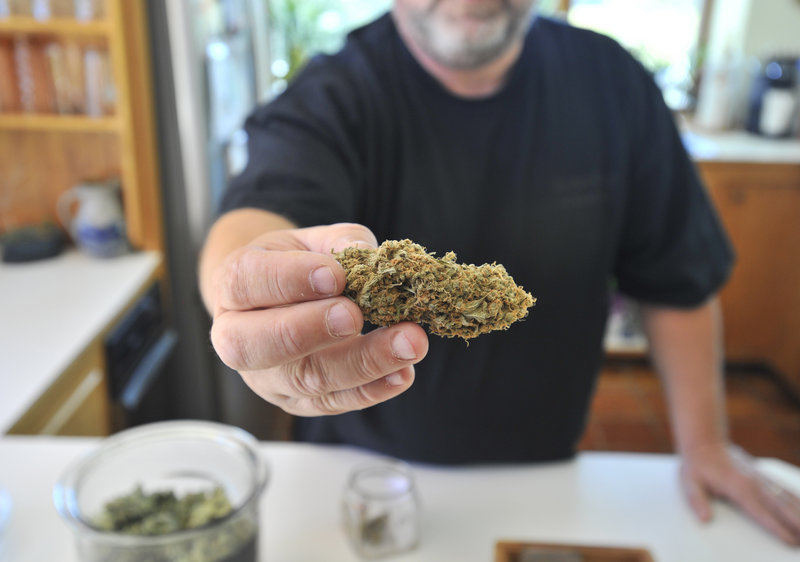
[0,113,120,131]
[0,0,164,253]
[0,16,111,37]
[0,2,167,437]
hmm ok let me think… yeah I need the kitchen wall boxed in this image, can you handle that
[707,0,800,59]
[743,0,800,57]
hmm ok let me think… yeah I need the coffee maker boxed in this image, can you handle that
[746,56,800,138]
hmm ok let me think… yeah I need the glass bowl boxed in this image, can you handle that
[53,420,268,562]
[0,485,10,535]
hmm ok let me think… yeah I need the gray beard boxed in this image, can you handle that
[411,1,535,70]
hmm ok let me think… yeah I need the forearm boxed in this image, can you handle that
[198,208,297,314]
[639,297,728,455]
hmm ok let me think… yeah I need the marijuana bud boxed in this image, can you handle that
[93,485,233,535]
[334,239,535,340]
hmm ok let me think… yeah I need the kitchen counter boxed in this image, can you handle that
[681,122,800,164]
[0,437,798,561]
[0,250,161,434]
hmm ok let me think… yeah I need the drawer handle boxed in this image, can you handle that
[40,369,103,435]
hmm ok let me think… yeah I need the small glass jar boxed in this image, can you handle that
[53,420,269,562]
[342,460,420,559]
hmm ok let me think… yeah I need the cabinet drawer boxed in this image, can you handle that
[7,341,111,436]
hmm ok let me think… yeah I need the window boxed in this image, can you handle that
[267,0,710,109]
[565,0,710,110]
[268,0,391,93]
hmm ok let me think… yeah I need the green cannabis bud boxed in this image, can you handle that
[89,486,256,562]
[93,486,233,535]
[334,239,535,340]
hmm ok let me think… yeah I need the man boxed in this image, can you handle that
[199,0,800,546]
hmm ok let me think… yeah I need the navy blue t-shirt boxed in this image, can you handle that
[220,14,734,464]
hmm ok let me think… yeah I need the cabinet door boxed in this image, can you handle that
[700,162,800,395]
[7,341,112,436]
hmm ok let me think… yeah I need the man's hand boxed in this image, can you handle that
[207,222,429,416]
[680,443,800,546]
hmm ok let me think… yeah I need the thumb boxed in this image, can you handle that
[297,223,378,255]
[682,470,714,523]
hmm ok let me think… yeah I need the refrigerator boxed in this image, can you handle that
[146,0,285,437]
[145,0,390,436]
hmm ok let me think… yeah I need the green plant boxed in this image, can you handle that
[268,0,340,81]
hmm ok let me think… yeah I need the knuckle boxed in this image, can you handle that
[221,251,253,309]
[268,394,306,417]
[263,258,294,304]
[351,345,386,383]
[729,474,759,502]
[350,383,379,409]
[210,319,251,371]
[285,356,330,398]
[270,316,306,360]
[275,395,305,416]
[316,383,378,415]
[342,222,374,239]
[332,223,377,248]
[310,392,349,415]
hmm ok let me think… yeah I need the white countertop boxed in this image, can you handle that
[0,250,161,434]
[0,437,798,561]
[682,125,800,164]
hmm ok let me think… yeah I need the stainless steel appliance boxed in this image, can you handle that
[145,0,276,432]
[145,0,390,435]
[103,282,177,430]
[746,56,800,138]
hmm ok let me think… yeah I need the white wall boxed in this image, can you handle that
[743,0,800,58]
[708,0,800,60]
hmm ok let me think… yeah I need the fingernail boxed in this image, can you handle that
[385,371,406,387]
[326,303,356,337]
[332,239,377,253]
[391,332,416,361]
[310,266,337,295]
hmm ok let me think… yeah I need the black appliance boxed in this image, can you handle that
[104,282,177,430]
[746,56,800,138]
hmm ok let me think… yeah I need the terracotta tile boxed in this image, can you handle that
[773,412,800,431]
[649,416,675,450]
[725,393,773,420]
[729,423,800,460]
[594,373,635,394]
[630,373,663,394]
[628,364,659,379]
[725,373,800,425]
[639,389,669,418]
[741,375,785,400]
[783,453,800,468]
[600,419,670,453]
[590,389,648,420]
[591,364,800,464]
[577,423,606,451]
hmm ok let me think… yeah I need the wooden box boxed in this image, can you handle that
[495,541,655,562]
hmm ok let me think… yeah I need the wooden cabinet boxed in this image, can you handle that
[8,340,111,436]
[699,161,800,398]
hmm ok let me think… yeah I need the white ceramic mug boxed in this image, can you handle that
[57,180,129,258]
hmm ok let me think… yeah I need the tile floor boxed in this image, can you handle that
[578,360,800,467]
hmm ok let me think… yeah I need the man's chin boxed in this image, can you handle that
[428,26,510,69]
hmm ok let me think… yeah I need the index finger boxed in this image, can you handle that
[757,476,800,544]
[217,246,346,311]
[292,222,378,254]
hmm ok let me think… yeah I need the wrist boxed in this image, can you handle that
[676,434,730,458]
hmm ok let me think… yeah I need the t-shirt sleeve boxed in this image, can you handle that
[217,56,362,227]
[613,53,735,307]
